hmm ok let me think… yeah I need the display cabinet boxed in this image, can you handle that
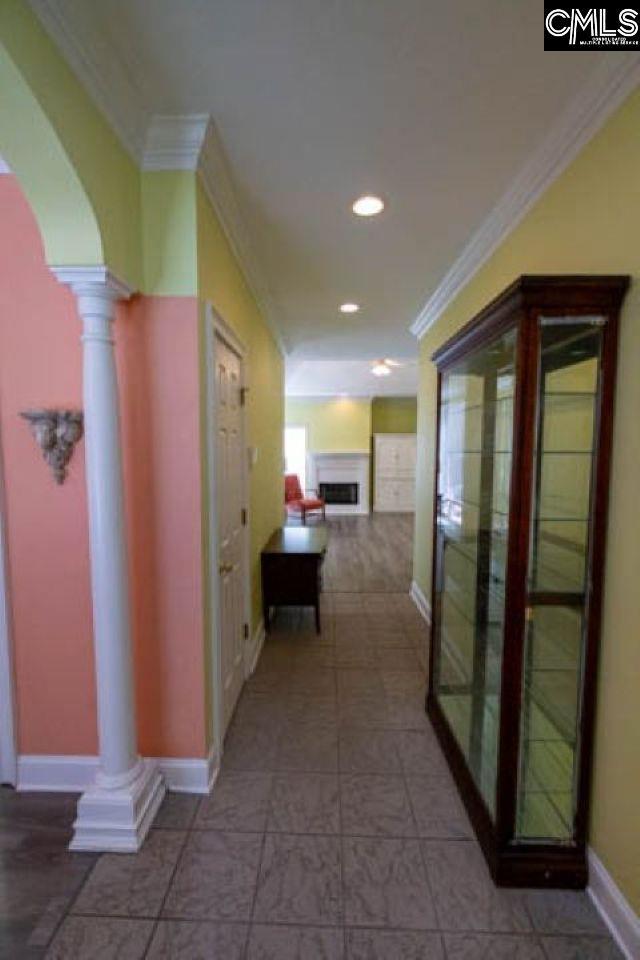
[427,275,629,887]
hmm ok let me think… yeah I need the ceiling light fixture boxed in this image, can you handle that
[372,360,391,377]
[340,302,360,314]
[352,195,385,217]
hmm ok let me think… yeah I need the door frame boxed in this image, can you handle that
[0,431,17,786]
[203,302,250,759]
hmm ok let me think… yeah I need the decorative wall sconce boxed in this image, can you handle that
[20,409,84,485]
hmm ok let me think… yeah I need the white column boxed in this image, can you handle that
[53,267,165,852]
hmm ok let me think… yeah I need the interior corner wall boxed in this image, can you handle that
[412,87,640,913]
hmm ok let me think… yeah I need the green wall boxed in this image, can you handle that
[413,87,640,914]
[371,397,417,433]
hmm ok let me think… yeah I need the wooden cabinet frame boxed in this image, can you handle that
[426,276,629,888]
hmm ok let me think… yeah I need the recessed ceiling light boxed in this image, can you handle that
[352,195,385,217]
[372,361,391,377]
[340,302,360,314]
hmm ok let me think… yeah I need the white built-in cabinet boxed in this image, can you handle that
[373,433,416,512]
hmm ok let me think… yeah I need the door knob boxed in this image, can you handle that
[219,562,233,575]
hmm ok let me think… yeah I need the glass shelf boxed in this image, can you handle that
[428,278,627,886]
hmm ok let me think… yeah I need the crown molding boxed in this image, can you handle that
[198,120,289,354]
[142,115,287,353]
[411,55,640,340]
[29,0,147,161]
[25,0,288,350]
[142,114,210,170]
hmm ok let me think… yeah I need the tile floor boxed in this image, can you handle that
[1,517,626,958]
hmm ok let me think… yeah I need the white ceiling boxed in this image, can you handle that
[27,2,615,367]
[286,358,417,398]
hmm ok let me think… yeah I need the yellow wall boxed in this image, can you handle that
[197,181,284,639]
[142,172,197,296]
[413,88,640,912]
[285,398,372,452]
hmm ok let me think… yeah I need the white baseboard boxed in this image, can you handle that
[159,744,218,794]
[588,848,640,960]
[245,618,265,676]
[410,579,432,624]
[17,747,218,796]
[17,754,98,792]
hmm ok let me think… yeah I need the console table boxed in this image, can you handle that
[261,526,328,633]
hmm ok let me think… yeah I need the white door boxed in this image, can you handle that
[215,333,246,735]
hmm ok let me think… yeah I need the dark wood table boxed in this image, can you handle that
[261,526,328,633]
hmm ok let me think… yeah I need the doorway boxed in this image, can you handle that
[284,425,307,490]
[205,305,250,750]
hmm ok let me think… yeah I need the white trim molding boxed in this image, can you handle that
[410,579,432,624]
[157,745,218,795]
[245,619,265,678]
[411,55,640,340]
[198,121,288,355]
[0,433,17,787]
[50,265,134,300]
[588,848,640,960]
[17,750,218,796]
[142,114,210,171]
[29,0,146,161]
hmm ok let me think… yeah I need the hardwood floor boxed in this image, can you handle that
[302,513,415,594]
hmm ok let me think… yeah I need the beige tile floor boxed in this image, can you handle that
[1,516,624,959]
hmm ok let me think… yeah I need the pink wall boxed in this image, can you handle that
[0,175,97,755]
[0,175,207,760]
[117,296,206,758]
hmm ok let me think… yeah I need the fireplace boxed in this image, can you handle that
[319,481,359,505]
[307,451,370,515]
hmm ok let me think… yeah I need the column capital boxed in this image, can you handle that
[50,265,134,302]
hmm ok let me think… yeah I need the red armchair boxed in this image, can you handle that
[285,473,326,525]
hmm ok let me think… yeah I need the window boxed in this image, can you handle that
[284,426,307,490]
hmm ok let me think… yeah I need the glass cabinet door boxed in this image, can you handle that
[433,327,517,817]
[516,317,604,842]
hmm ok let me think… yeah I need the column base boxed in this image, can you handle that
[69,759,165,853]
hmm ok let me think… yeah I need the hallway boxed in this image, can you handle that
[0,516,617,958]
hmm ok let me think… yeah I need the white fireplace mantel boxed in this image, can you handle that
[307,450,370,515]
